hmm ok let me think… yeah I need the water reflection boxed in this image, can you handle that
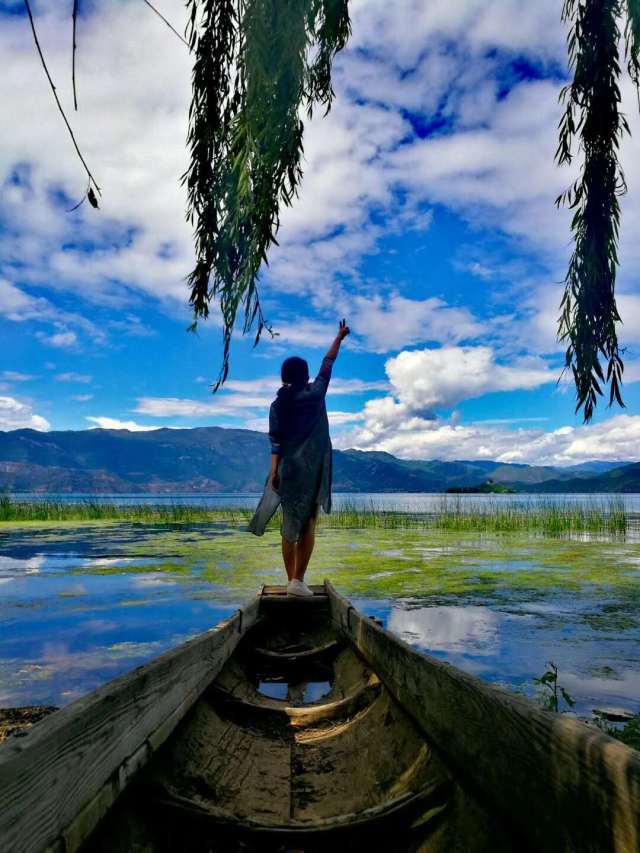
[0,545,242,707]
[0,555,44,575]
[388,605,500,654]
[358,595,639,718]
[1,522,639,721]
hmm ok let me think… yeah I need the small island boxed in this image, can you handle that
[445,480,515,494]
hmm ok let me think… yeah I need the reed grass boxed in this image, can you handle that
[0,496,253,525]
[325,496,630,536]
[0,495,631,535]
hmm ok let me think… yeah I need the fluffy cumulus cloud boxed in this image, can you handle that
[0,396,49,431]
[384,347,554,412]
[3,1,639,452]
[336,345,640,465]
[339,410,640,467]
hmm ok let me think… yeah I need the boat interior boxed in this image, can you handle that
[86,587,518,852]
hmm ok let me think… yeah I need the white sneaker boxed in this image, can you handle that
[287,579,313,597]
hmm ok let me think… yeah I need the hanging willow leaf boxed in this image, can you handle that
[184,0,350,388]
[87,186,99,209]
[626,0,640,85]
[557,0,640,421]
[27,0,640,411]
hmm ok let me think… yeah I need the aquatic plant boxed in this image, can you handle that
[323,496,630,536]
[533,662,576,713]
[594,714,640,752]
[0,496,250,525]
[0,494,631,536]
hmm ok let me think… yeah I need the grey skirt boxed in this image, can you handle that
[248,415,332,543]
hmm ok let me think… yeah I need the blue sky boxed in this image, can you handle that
[1,0,640,465]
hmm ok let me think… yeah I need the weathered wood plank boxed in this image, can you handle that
[0,599,260,853]
[326,583,640,853]
[261,585,327,597]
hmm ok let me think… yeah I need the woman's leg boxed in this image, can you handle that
[294,514,317,581]
[282,537,296,581]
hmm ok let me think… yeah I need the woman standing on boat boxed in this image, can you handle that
[249,320,350,596]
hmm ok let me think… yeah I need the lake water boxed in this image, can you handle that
[1,517,639,723]
[10,491,640,511]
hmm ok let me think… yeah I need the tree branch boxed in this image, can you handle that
[22,0,100,196]
[141,0,190,47]
[72,0,79,110]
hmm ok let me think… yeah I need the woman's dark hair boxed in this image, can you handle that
[281,356,309,389]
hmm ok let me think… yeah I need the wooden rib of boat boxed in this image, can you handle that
[0,582,639,853]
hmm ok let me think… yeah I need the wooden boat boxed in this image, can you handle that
[1,582,638,853]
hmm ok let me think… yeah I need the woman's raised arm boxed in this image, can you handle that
[325,319,350,361]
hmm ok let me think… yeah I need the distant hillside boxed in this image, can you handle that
[0,427,633,494]
[513,462,640,494]
[562,460,632,475]
[0,427,271,494]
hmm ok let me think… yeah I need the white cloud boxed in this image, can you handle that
[328,411,366,426]
[330,377,390,395]
[383,346,554,412]
[39,330,77,348]
[3,0,639,438]
[86,416,157,432]
[55,372,92,383]
[389,80,570,255]
[71,394,93,402]
[268,320,341,349]
[241,416,268,433]
[1,371,34,381]
[331,342,640,465]
[108,315,155,338]
[221,375,388,395]
[134,395,273,418]
[0,396,50,431]
[0,3,193,311]
[512,287,640,362]
[615,294,640,345]
[242,410,364,430]
[470,417,549,426]
[348,0,565,67]
[0,278,42,321]
[135,373,390,423]
[339,412,640,466]
[0,279,103,346]
[352,295,484,352]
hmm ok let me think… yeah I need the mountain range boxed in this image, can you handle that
[0,426,636,494]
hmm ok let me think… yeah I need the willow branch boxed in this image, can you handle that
[141,0,190,47]
[23,0,100,195]
[556,0,626,421]
[72,0,79,110]
[185,0,350,388]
